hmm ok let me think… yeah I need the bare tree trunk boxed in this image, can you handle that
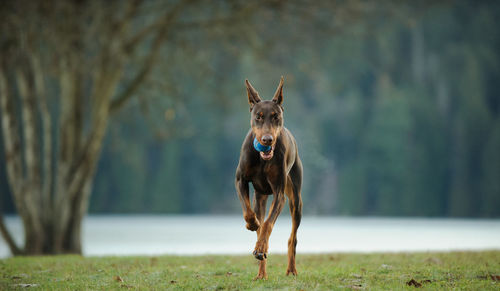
[0,51,122,255]
[0,0,259,256]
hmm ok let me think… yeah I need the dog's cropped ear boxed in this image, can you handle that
[272,76,284,108]
[245,79,261,111]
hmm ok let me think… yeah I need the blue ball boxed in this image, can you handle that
[254,138,272,152]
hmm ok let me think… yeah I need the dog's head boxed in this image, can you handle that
[245,76,285,160]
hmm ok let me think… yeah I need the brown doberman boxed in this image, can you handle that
[235,76,303,280]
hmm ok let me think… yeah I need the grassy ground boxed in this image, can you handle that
[1,251,499,290]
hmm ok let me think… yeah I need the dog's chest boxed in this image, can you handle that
[247,163,281,194]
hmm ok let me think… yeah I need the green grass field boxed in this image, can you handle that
[1,251,499,290]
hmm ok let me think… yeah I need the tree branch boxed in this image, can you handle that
[174,16,244,30]
[116,0,144,38]
[68,65,123,196]
[173,0,262,31]
[30,53,53,225]
[53,57,79,233]
[0,66,26,213]
[122,4,173,53]
[110,0,196,114]
[16,69,42,191]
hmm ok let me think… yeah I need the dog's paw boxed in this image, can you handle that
[245,215,260,231]
[253,273,268,280]
[286,267,298,276]
[246,222,260,231]
[253,250,267,261]
[253,241,268,261]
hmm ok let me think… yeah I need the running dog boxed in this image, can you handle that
[235,76,303,280]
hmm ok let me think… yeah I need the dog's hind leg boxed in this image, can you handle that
[286,158,303,276]
[286,187,302,275]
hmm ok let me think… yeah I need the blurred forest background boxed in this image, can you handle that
[1,0,499,219]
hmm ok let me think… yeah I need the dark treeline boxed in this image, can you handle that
[1,0,499,217]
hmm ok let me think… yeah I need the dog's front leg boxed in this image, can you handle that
[253,191,286,260]
[253,191,285,280]
[253,168,287,261]
[235,176,260,231]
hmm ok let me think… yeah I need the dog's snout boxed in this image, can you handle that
[262,135,273,145]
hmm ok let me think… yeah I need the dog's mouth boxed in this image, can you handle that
[260,146,275,160]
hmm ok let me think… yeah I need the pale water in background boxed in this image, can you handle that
[1,216,499,258]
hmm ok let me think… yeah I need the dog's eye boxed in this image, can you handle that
[255,116,262,121]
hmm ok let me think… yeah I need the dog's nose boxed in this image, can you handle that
[262,135,273,145]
